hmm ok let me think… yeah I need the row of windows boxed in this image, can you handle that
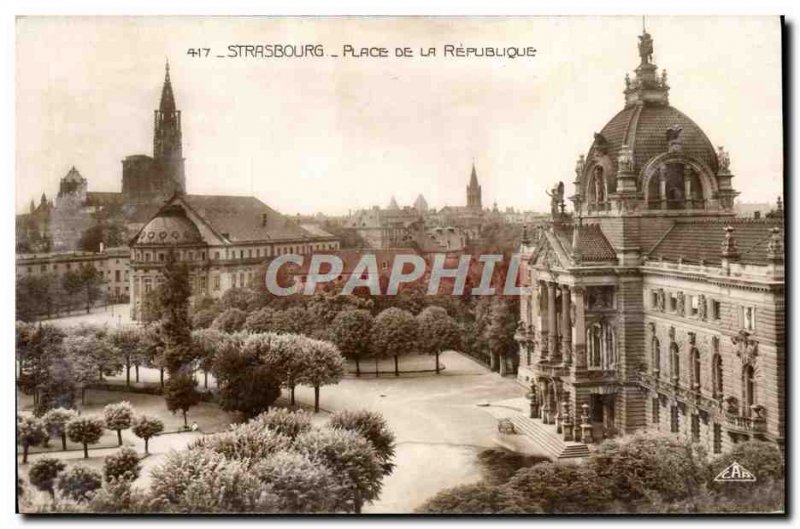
[652,401,723,454]
[135,242,338,263]
[649,289,757,332]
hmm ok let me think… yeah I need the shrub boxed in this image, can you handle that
[104,447,141,482]
[477,448,548,485]
[416,483,523,514]
[706,440,784,500]
[191,308,219,329]
[149,448,263,513]
[57,465,102,502]
[89,477,151,514]
[330,410,396,476]
[294,428,384,513]
[211,308,247,333]
[254,451,346,513]
[189,423,290,467]
[589,431,707,507]
[505,461,611,513]
[250,409,312,440]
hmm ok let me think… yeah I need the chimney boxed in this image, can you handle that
[262,213,268,227]
[99,242,105,253]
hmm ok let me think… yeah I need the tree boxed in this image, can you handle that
[18,415,47,464]
[57,465,102,502]
[78,264,104,313]
[107,326,148,386]
[66,416,105,459]
[416,483,523,514]
[158,251,194,375]
[61,269,85,314]
[255,451,346,513]
[371,307,419,376]
[103,401,134,446]
[330,410,396,476]
[417,306,461,374]
[329,309,373,376]
[294,428,384,513]
[43,407,78,450]
[104,447,141,482]
[270,306,315,335]
[213,334,282,418]
[16,323,64,409]
[89,477,150,514]
[256,333,308,406]
[131,415,164,455]
[299,338,345,413]
[164,374,201,428]
[139,289,163,326]
[211,307,247,333]
[62,335,100,405]
[192,328,226,389]
[28,457,66,500]
[484,299,518,375]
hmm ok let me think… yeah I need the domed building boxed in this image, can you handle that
[514,28,784,458]
[129,194,340,320]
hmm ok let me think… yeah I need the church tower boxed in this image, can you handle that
[153,60,185,194]
[466,162,482,209]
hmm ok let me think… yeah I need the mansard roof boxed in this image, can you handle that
[647,218,783,265]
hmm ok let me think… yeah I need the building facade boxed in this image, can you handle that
[129,194,340,320]
[516,29,784,454]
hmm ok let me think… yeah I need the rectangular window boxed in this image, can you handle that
[249,249,253,258]
[115,270,121,282]
[213,275,220,291]
[652,398,660,425]
[743,306,756,331]
[669,292,678,312]
[712,300,721,320]
[713,423,722,454]
[691,414,700,442]
[670,406,679,433]
[690,296,699,316]
[40,264,46,272]
[651,290,659,308]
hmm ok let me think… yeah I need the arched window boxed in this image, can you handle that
[670,342,680,382]
[712,354,723,398]
[742,365,755,417]
[691,348,701,390]
[587,322,615,369]
[652,337,661,377]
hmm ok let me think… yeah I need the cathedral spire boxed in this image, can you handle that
[466,161,482,210]
[159,59,176,114]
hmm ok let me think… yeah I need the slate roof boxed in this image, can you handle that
[555,224,617,263]
[179,194,319,243]
[588,104,719,178]
[647,218,783,265]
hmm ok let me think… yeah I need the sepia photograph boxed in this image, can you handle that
[13,14,786,516]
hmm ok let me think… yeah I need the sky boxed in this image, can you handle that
[16,16,783,216]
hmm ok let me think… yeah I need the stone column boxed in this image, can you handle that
[561,284,572,365]
[659,166,668,210]
[572,287,586,369]
[547,282,558,359]
[531,284,540,360]
[538,282,548,361]
[562,399,574,441]
[684,167,692,207]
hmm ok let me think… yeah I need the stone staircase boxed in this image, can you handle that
[508,415,590,460]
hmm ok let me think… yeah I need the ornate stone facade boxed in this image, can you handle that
[517,30,784,453]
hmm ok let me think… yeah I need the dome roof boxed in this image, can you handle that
[137,204,203,245]
[587,104,719,177]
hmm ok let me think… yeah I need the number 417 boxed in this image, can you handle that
[186,48,210,58]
